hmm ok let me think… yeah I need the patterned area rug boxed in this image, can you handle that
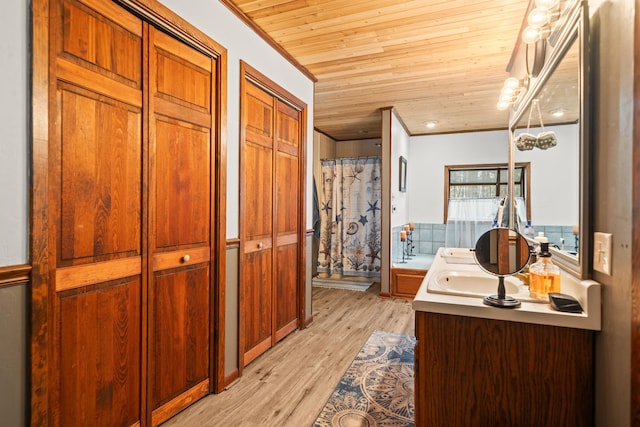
[314,330,416,427]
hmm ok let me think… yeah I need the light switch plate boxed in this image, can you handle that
[593,232,612,275]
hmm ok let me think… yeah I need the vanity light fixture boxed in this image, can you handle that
[496,77,525,111]
[522,0,560,44]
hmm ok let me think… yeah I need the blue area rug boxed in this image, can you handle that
[313,330,416,427]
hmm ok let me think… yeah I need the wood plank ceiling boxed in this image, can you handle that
[225,0,530,141]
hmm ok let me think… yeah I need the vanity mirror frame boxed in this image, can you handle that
[508,0,590,279]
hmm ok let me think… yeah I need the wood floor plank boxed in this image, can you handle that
[162,282,415,426]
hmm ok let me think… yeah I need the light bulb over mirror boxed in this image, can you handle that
[504,77,520,89]
[497,100,511,111]
[528,8,549,28]
[522,26,541,44]
[534,0,559,10]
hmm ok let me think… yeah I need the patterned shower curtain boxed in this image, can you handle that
[317,157,382,278]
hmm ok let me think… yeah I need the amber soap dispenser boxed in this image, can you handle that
[529,241,561,301]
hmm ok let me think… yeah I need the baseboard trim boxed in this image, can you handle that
[305,315,314,327]
[379,292,391,298]
[224,369,239,389]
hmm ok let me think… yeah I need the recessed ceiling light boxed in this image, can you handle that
[425,121,438,129]
[551,109,565,117]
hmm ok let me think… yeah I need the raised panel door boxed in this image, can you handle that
[241,82,274,365]
[51,1,143,425]
[58,278,141,427]
[241,79,301,365]
[148,27,214,426]
[274,101,300,340]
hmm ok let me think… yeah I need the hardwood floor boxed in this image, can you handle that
[162,282,415,426]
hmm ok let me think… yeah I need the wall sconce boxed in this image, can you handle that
[497,77,526,111]
[522,0,560,44]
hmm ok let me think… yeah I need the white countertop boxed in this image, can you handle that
[412,247,601,331]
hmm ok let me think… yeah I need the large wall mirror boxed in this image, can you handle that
[509,0,589,278]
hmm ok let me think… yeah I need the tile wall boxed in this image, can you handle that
[392,223,579,262]
[392,223,446,264]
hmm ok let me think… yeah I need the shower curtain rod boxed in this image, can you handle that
[320,155,381,162]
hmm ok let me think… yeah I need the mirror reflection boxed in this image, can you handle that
[474,228,531,276]
[511,33,581,260]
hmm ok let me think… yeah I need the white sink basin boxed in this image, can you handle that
[440,247,477,264]
[427,269,540,303]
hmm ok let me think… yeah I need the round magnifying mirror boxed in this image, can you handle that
[474,228,531,308]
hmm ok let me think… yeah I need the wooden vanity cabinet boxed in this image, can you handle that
[391,268,426,298]
[414,311,594,426]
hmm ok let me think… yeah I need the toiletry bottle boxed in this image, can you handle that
[523,220,536,239]
[529,242,561,301]
[532,231,546,255]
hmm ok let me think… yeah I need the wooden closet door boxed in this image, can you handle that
[50,0,143,425]
[241,79,301,366]
[147,27,215,426]
[274,101,300,341]
[241,82,275,366]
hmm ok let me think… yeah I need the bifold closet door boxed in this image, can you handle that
[241,83,275,366]
[147,27,215,426]
[273,101,300,341]
[48,1,216,424]
[241,80,300,366]
[50,0,144,425]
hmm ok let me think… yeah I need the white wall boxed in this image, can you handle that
[390,110,410,228]
[408,130,509,223]
[0,1,29,425]
[160,0,315,237]
[408,125,578,226]
[514,123,579,226]
[0,0,28,266]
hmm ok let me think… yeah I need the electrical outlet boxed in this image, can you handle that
[593,232,612,275]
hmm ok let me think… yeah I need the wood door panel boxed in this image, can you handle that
[155,48,211,113]
[243,143,273,240]
[58,277,141,427]
[276,101,300,155]
[58,86,142,265]
[154,118,211,250]
[61,0,142,88]
[276,152,299,235]
[275,243,298,337]
[151,264,210,408]
[149,25,215,419]
[241,250,273,354]
[153,97,211,129]
[244,86,274,148]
